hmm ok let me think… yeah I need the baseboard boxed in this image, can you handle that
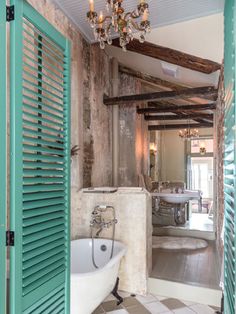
[148,278,222,307]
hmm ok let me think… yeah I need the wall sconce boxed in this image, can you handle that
[150,142,157,155]
[199,142,207,155]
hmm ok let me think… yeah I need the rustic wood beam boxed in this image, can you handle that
[148,123,213,131]
[103,86,218,105]
[145,114,214,121]
[137,103,216,114]
[112,38,221,74]
[119,64,186,91]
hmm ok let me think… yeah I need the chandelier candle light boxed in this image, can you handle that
[179,128,199,140]
[87,0,151,50]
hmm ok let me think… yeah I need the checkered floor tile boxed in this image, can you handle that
[92,292,220,314]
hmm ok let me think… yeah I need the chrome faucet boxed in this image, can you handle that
[90,205,118,237]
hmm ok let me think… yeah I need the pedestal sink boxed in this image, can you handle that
[152,189,201,204]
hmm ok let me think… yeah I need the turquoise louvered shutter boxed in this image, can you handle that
[0,2,7,314]
[224,0,236,313]
[10,0,71,313]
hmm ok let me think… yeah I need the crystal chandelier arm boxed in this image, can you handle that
[124,10,140,20]
[96,15,113,24]
[130,19,146,31]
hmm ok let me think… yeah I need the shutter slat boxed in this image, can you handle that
[23,144,64,156]
[23,184,64,193]
[23,198,65,210]
[23,137,64,150]
[23,237,65,259]
[23,153,64,163]
[23,128,65,143]
[23,218,65,236]
[23,265,65,296]
[23,224,65,245]
[23,86,64,109]
[23,102,64,122]
[23,46,65,75]
[23,70,64,97]
[23,93,64,115]
[23,205,65,219]
[23,37,65,72]
[23,211,64,227]
[23,18,66,59]
[23,119,64,136]
[23,286,65,314]
[23,63,65,90]
[23,191,65,201]
[23,252,65,279]
[23,110,64,129]
[23,161,65,170]
[23,231,65,253]
[23,169,64,177]
[23,177,65,185]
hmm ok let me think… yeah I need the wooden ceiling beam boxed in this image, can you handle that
[148,123,213,131]
[103,86,218,105]
[119,64,186,91]
[137,103,216,114]
[112,38,221,74]
[145,114,214,121]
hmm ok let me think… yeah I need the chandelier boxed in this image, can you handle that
[179,128,199,140]
[87,0,151,51]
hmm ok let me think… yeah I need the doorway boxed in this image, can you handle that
[187,138,214,233]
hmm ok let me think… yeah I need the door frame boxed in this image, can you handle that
[0,1,7,313]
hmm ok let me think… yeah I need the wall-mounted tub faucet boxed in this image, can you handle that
[90,205,117,237]
[90,205,118,268]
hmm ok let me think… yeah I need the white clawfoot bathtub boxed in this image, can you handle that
[71,238,126,314]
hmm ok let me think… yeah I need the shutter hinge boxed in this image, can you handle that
[6,231,15,246]
[6,5,15,22]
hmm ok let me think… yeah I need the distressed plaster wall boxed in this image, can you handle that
[119,73,149,186]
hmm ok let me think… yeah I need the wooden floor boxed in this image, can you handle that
[151,241,221,290]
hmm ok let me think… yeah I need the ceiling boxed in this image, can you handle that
[53,0,224,43]
[53,0,224,126]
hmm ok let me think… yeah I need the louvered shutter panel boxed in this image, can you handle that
[224,0,236,313]
[10,1,71,313]
[0,2,7,314]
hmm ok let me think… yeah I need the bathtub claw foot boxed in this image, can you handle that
[112,278,123,305]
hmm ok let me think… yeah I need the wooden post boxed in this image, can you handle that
[111,58,119,186]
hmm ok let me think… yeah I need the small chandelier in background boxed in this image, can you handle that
[179,128,199,140]
[87,0,151,50]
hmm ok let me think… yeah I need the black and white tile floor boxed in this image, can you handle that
[92,292,220,314]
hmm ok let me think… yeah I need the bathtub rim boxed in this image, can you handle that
[71,238,127,278]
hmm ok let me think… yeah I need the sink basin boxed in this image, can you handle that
[153,189,201,204]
